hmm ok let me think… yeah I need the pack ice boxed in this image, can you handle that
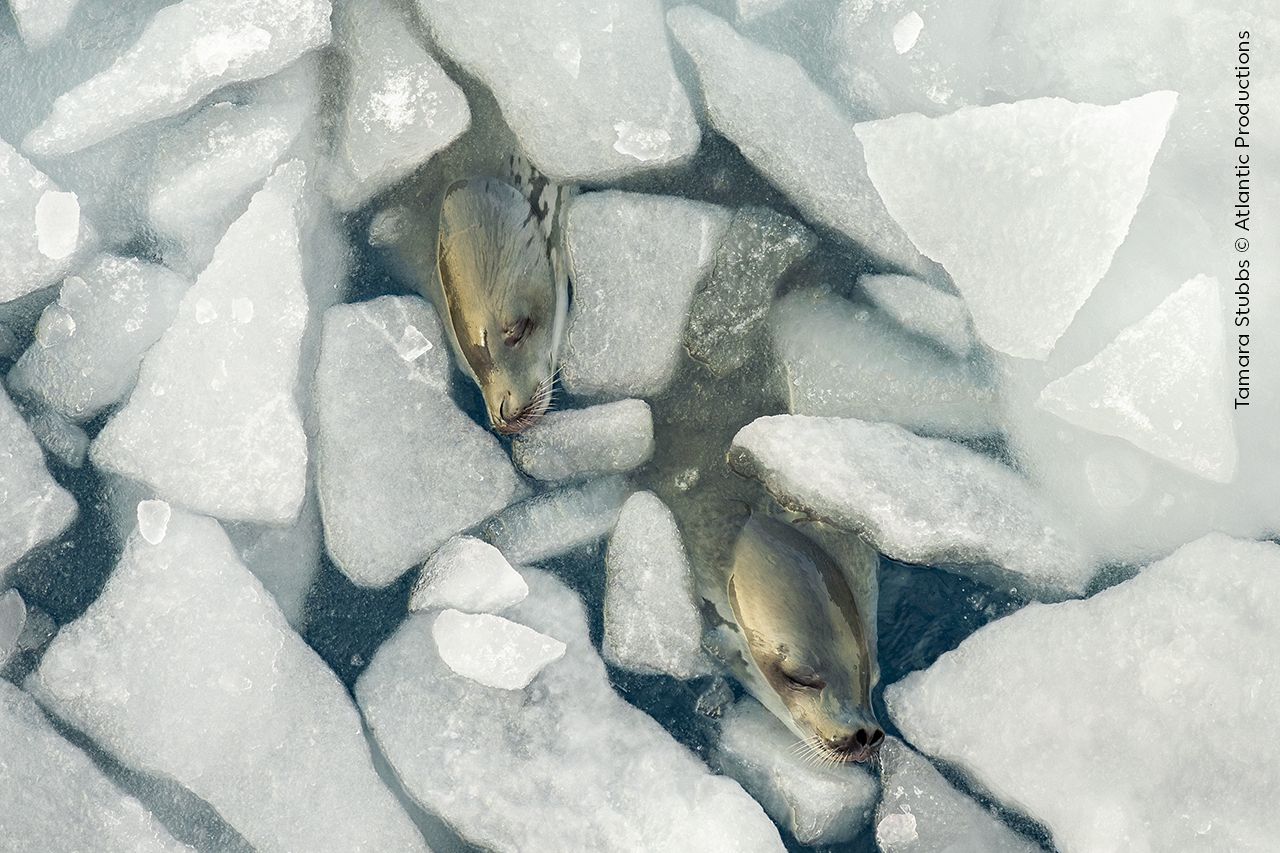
[0,138,95,304]
[415,0,698,180]
[715,698,878,846]
[29,509,426,853]
[92,162,310,524]
[854,91,1177,359]
[8,255,189,422]
[562,191,731,399]
[0,386,77,586]
[770,289,999,438]
[667,5,926,274]
[511,399,654,482]
[876,737,1039,853]
[482,475,630,566]
[315,296,518,587]
[358,569,784,852]
[730,415,1094,598]
[329,0,469,210]
[0,681,191,852]
[603,491,708,679]
[23,0,333,156]
[887,534,1280,853]
[409,536,528,614]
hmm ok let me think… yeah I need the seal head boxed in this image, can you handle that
[436,176,566,434]
[726,514,883,763]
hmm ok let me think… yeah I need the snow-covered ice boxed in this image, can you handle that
[0,386,77,585]
[887,534,1280,853]
[8,256,189,422]
[409,536,528,614]
[0,139,95,304]
[358,568,784,852]
[432,609,566,690]
[416,0,698,181]
[562,191,731,399]
[8,0,81,49]
[29,508,426,853]
[854,91,1177,359]
[511,399,654,482]
[876,737,1038,853]
[329,0,469,210]
[771,289,1000,438]
[603,491,708,679]
[0,681,191,852]
[667,6,926,274]
[91,161,310,525]
[1037,275,1236,482]
[730,415,1095,598]
[483,476,630,566]
[148,59,319,277]
[315,295,518,587]
[859,273,976,359]
[23,0,333,157]
[715,698,878,846]
[684,207,815,377]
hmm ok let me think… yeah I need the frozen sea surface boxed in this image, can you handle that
[1,1,1276,851]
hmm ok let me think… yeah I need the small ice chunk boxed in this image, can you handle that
[666,6,926,274]
[684,207,815,377]
[887,534,1280,853]
[9,0,82,49]
[1038,275,1236,482]
[854,91,1177,359]
[512,399,654,482]
[483,476,630,566]
[416,0,698,181]
[771,289,999,438]
[876,737,1039,852]
[34,191,82,259]
[24,0,333,156]
[0,681,190,852]
[330,0,469,210]
[730,415,1095,598]
[91,162,311,525]
[0,589,25,669]
[358,569,785,851]
[562,191,731,398]
[409,536,529,614]
[603,492,708,679]
[8,255,189,422]
[395,325,433,361]
[315,296,518,587]
[29,509,426,853]
[859,273,977,358]
[136,500,172,545]
[0,139,95,304]
[11,395,91,468]
[734,0,796,24]
[149,59,319,278]
[432,609,566,690]
[0,386,78,585]
[892,11,925,54]
[715,698,878,846]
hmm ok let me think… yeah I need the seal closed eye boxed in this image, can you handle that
[435,166,570,434]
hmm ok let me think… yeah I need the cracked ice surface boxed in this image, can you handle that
[29,509,426,853]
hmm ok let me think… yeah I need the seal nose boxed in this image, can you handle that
[826,726,885,755]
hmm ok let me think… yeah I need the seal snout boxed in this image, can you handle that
[823,723,885,763]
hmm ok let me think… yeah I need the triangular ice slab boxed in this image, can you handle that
[854,91,1177,359]
[1038,275,1237,482]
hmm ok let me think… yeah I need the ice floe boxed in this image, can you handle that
[730,415,1095,598]
[483,476,630,566]
[409,536,528,614]
[29,508,426,853]
[91,162,310,525]
[511,399,654,482]
[358,568,784,851]
[432,608,566,690]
